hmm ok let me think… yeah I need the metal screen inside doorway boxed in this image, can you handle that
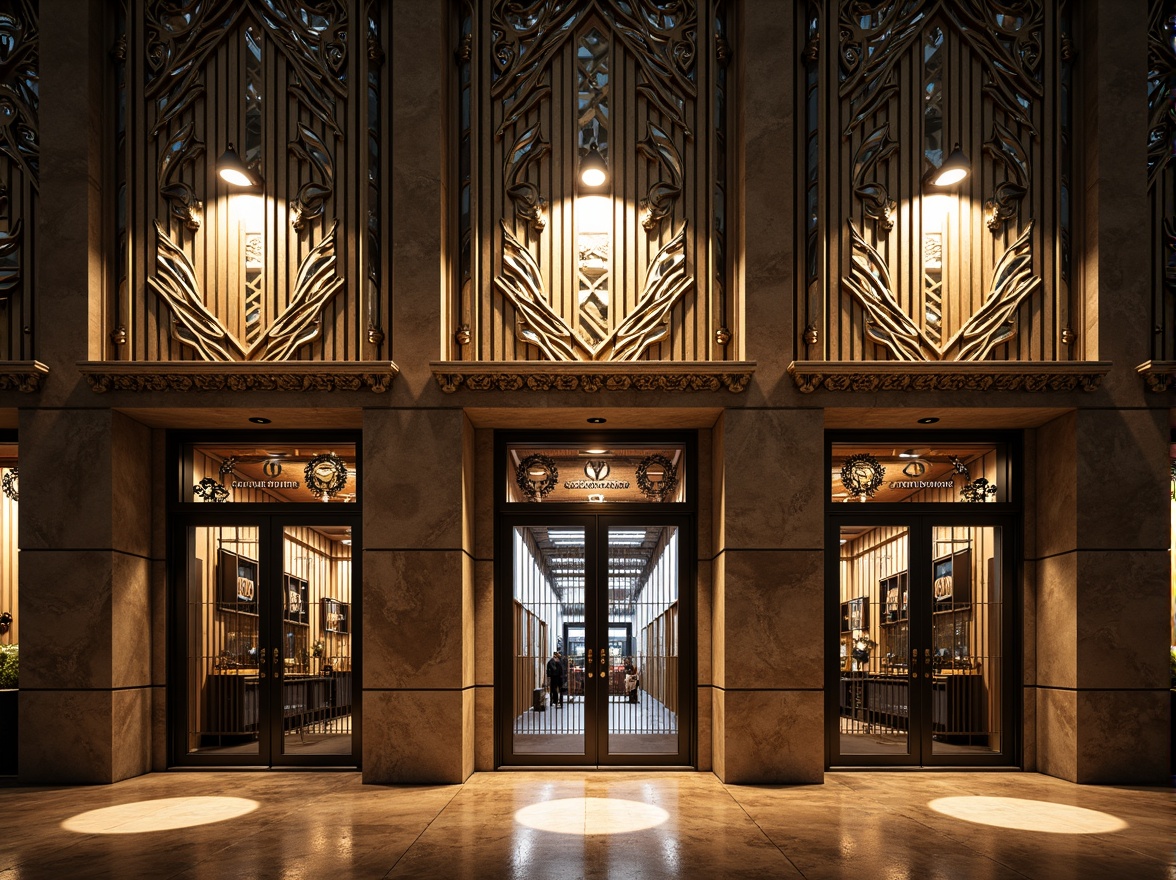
[510,523,680,758]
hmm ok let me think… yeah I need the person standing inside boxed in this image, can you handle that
[546,651,565,707]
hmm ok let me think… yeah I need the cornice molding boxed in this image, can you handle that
[787,361,1111,393]
[0,361,49,392]
[78,361,399,393]
[430,361,756,393]
[1136,361,1176,393]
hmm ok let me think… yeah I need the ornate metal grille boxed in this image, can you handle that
[109,0,390,363]
[798,1,1075,364]
[1149,0,1176,361]
[452,0,734,364]
[0,0,37,361]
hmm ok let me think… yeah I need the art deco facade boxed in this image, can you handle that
[0,0,1170,785]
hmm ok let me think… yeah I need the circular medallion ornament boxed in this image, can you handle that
[839,453,885,501]
[304,453,349,499]
[636,454,678,502]
[516,454,558,501]
[1,468,17,502]
[194,477,229,503]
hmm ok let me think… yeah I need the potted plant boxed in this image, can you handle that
[0,643,17,775]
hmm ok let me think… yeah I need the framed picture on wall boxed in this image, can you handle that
[284,574,309,625]
[218,549,259,616]
[848,597,867,631]
[322,597,350,635]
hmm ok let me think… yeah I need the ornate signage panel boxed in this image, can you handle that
[830,442,1009,505]
[505,443,686,503]
[182,441,358,504]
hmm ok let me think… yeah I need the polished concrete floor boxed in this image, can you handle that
[0,770,1170,879]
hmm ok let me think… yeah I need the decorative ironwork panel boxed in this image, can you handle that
[1149,0,1176,360]
[451,0,734,364]
[0,0,37,361]
[798,1,1075,364]
[110,0,390,363]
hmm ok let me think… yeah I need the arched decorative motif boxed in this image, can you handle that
[798,1,1073,365]
[109,0,390,364]
[451,0,734,364]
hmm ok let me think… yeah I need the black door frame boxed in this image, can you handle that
[167,431,362,769]
[824,430,1022,769]
[496,512,695,767]
[494,430,697,769]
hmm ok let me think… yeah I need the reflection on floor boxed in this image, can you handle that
[5,770,1170,878]
[513,692,677,755]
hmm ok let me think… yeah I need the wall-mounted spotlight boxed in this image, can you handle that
[928,143,970,187]
[217,143,261,187]
[579,142,608,188]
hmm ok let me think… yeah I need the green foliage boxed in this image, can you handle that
[0,644,16,689]
[1170,646,1176,689]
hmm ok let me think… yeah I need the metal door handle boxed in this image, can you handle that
[600,651,607,671]
[258,647,267,679]
[587,648,594,677]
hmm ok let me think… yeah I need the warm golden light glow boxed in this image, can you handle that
[62,797,260,834]
[219,166,254,187]
[576,195,611,234]
[514,797,669,835]
[928,797,1127,834]
[931,166,967,186]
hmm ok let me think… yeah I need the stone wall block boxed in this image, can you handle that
[363,549,464,690]
[363,690,466,784]
[716,689,823,784]
[720,549,822,690]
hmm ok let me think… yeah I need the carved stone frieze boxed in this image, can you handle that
[1137,361,1176,393]
[431,362,754,394]
[79,362,397,393]
[787,361,1110,394]
[0,361,48,392]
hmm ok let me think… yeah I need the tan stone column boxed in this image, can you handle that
[1033,410,1170,783]
[712,409,824,783]
[18,410,154,783]
[361,408,474,783]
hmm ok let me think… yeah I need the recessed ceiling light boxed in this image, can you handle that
[587,417,607,424]
[249,417,271,424]
[917,417,940,424]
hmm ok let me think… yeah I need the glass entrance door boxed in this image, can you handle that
[174,518,358,766]
[829,518,1012,766]
[501,517,691,766]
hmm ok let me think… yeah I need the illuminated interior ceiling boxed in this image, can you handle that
[0,443,15,468]
[526,525,664,615]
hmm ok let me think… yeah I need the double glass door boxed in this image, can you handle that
[172,516,358,766]
[500,515,691,766]
[829,517,1015,766]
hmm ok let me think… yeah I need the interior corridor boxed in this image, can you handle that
[0,770,1169,879]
